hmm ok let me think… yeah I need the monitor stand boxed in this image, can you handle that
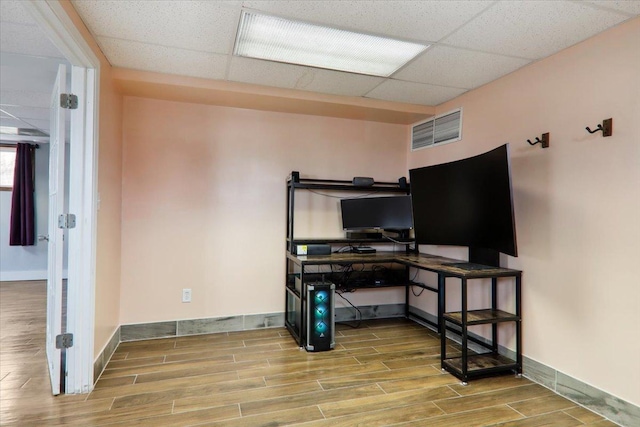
[384,229,411,241]
[468,247,500,268]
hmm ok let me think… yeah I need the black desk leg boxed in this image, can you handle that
[461,278,468,383]
[491,277,498,353]
[439,274,446,367]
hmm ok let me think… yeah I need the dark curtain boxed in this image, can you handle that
[9,143,36,246]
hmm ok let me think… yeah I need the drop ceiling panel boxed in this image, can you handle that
[0,90,52,109]
[0,0,38,25]
[395,46,532,89]
[292,68,385,97]
[0,105,50,122]
[366,80,466,106]
[585,1,640,15]
[71,0,242,54]
[228,57,309,89]
[0,22,64,58]
[229,57,385,96]
[242,0,491,42]
[0,117,49,134]
[98,37,228,80]
[443,1,631,59]
[1,53,65,94]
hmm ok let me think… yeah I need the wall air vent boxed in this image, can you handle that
[411,108,462,150]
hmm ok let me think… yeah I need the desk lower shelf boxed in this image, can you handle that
[442,353,518,380]
[443,309,519,326]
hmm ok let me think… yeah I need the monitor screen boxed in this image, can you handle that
[409,144,517,257]
[340,195,413,231]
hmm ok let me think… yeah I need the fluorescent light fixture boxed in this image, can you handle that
[234,11,429,77]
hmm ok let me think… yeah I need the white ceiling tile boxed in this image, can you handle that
[293,69,384,97]
[584,1,640,15]
[230,56,383,97]
[0,105,50,122]
[443,1,631,59]
[242,0,491,42]
[0,22,64,58]
[0,116,49,133]
[1,53,66,94]
[394,46,531,89]
[0,0,38,25]
[71,0,242,54]
[366,80,466,106]
[98,37,228,80]
[228,57,308,89]
[0,90,51,109]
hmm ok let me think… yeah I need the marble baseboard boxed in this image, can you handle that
[119,304,405,342]
[120,312,285,342]
[335,303,405,322]
[524,357,639,427]
[408,306,638,427]
[93,327,120,384]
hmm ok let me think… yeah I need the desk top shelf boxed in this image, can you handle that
[287,251,521,279]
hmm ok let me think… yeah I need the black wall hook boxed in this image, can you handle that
[527,132,549,148]
[586,118,612,137]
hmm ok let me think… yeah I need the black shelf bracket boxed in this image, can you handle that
[585,118,613,137]
[527,132,549,149]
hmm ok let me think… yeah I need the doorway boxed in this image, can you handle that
[0,0,99,394]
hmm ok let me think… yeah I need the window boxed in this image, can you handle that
[0,144,16,191]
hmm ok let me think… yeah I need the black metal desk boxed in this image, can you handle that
[285,251,522,382]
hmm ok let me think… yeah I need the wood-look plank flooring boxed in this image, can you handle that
[0,281,618,426]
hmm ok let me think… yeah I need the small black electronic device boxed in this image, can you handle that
[295,244,331,255]
[353,246,376,254]
[352,177,374,187]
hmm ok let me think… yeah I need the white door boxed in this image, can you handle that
[46,64,67,395]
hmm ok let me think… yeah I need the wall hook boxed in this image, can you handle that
[585,118,612,137]
[527,132,549,148]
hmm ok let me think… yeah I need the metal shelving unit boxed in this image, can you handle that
[440,273,522,383]
[285,171,412,347]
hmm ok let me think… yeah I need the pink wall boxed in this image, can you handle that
[120,98,408,324]
[408,18,640,406]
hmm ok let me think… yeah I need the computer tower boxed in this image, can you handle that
[306,282,335,352]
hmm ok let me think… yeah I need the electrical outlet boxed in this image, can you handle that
[182,288,192,303]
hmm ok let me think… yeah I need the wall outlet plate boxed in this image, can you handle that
[182,288,192,303]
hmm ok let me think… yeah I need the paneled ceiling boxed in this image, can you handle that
[70,0,640,106]
[0,0,639,135]
[0,1,68,137]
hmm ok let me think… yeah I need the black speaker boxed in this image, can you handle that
[306,282,335,352]
[352,177,374,187]
[290,171,300,183]
[398,176,408,190]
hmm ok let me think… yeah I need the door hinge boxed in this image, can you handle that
[58,213,76,229]
[56,333,73,349]
[60,93,78,110]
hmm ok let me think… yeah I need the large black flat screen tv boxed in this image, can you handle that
[409,144,517,259]
[340,195,413,231]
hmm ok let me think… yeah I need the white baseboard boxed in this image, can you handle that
[0,269,68,282]
[0,270,47,281]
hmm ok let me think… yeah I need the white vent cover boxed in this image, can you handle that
[412,108,462,150]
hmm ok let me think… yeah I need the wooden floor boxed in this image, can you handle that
[0,282,617,427]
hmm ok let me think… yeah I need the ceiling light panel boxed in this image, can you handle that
[234,11,429,77]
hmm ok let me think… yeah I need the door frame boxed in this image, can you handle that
[23,0,100,393]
